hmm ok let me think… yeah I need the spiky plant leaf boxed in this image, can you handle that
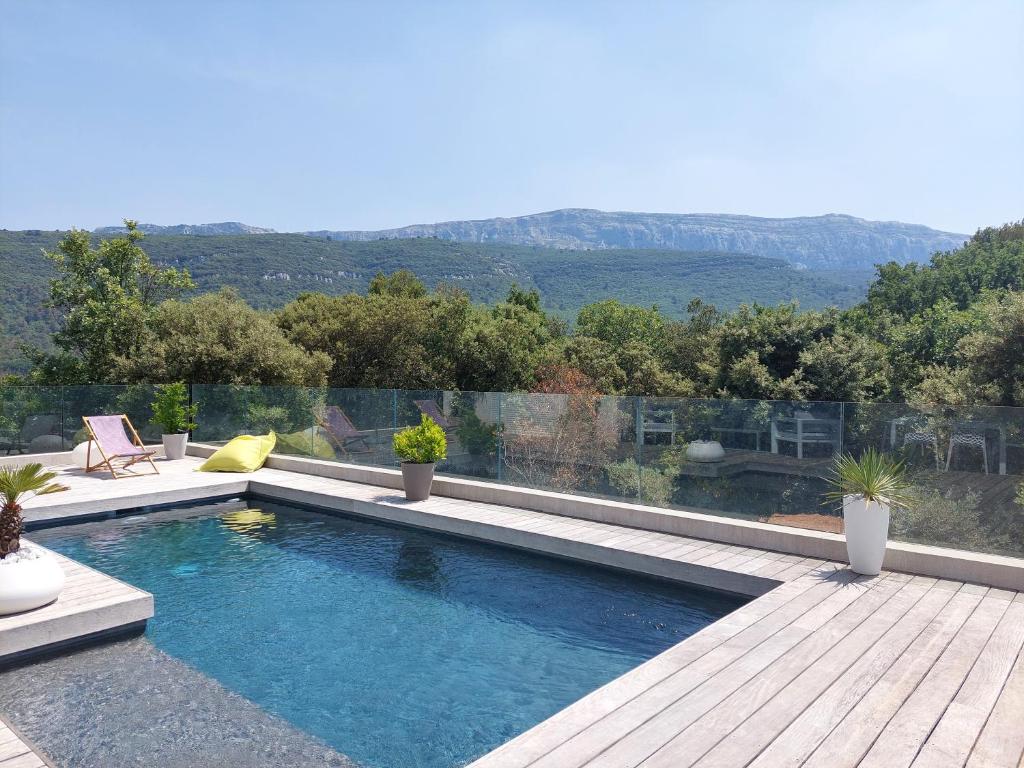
[0,463,69,509]
[824,448,914,510]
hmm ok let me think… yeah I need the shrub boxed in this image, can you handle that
[454,410,497,457]
[150,382,198,434]
[393,415,447,464]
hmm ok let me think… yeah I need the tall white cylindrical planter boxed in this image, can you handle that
[162,433,189,460]
[842,495,890,576]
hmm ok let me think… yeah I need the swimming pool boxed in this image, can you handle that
[30,499,745,768]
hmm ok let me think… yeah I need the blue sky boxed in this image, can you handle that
[1,1,1021,234]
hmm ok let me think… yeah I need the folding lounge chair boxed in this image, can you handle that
[82,414,159,478]
[318,406,371,454]
[413,399,454,431]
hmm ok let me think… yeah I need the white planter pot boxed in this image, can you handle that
[0,545,65,615]
[162,433,189,460]
[686,440,725,463]
[842,495,890,575]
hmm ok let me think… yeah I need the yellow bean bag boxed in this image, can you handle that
[198,432,276,473]
[275,426,336,459]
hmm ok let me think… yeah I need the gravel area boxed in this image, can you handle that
[0,636,358,768]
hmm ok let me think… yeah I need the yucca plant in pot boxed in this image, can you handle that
[151,382,198,461]
[0,463,68,615]
[825,448,913,575]
[393,415,447,501]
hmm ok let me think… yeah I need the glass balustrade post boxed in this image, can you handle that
[60,386,67,451]
[634,396,643,502]
[496,392,503,483]
[392,389,399,465]
[840,401,846,457]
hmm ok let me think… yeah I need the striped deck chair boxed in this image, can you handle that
[82,415,159,478]
[318,406,371,454]
[414,399,454,431]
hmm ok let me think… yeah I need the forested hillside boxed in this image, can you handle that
[6,220,1021,411]
[0,230,869,371]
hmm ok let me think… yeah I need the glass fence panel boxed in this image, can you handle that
[321,387,397,465]
[638,398,843,532]
[192,385,319,449]
[62,384,160,447]
[846,401,1024,558]
[498,391,638,503]
[392,390,502,480]
[5,384,1020,561]
[0,385,63,454]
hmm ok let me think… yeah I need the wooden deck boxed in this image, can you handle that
[0,547,153,665]
[12,456,1024,767]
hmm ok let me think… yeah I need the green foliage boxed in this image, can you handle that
[866,221,1024,319]
[454,410,497,457]
[35,222,194,383]
[0,462,67,557]
[118,289,330,386]
[0,231,868,374]
[0,462,67,509]
[2,218,1021,410]
[393,414,447,464]
[606,457,680,507]
[368,269,427,298]
[891,487,1003,552]
[277,287,474,389]
[825,448,913,509]
[955,291,1024,406]
[150,382,198,434]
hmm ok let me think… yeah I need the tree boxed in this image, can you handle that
[798,331,891,402]
[866,221,1024,319]
[455,289,556,392]
[37,221,194,383]
[277,287,473,389]
[714,303,839,399]
[118,289,329,386]
[575,299,665,349]
[956,290,1024,406]
[368,269,428,299]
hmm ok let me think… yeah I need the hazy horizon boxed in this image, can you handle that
[2,1,1021,234]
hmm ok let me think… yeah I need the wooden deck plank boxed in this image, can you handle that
[966,634,1024,767]
[912,600,1024,767]
[858,592,1010,768]
[801,588,984,768]
[465,577,823,768]
[683,578,941,768]
[737,581,958,768]
[523,571,872,768]
[599,576,916,768]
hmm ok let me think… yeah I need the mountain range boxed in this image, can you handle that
[96,209,968,272]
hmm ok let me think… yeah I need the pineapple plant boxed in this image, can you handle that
[0,463,68,558]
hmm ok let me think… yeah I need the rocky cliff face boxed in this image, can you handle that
[94,222,276,236]
[311,209,968,270]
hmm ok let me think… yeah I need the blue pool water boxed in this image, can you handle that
[33,499,744,768]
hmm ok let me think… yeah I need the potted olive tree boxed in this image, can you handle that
[393,415,447,501]
[826,448,912,575]
[151,382,198,461]
[0,463,68,615]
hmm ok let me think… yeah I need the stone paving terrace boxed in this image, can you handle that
[5,455,1024,767]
